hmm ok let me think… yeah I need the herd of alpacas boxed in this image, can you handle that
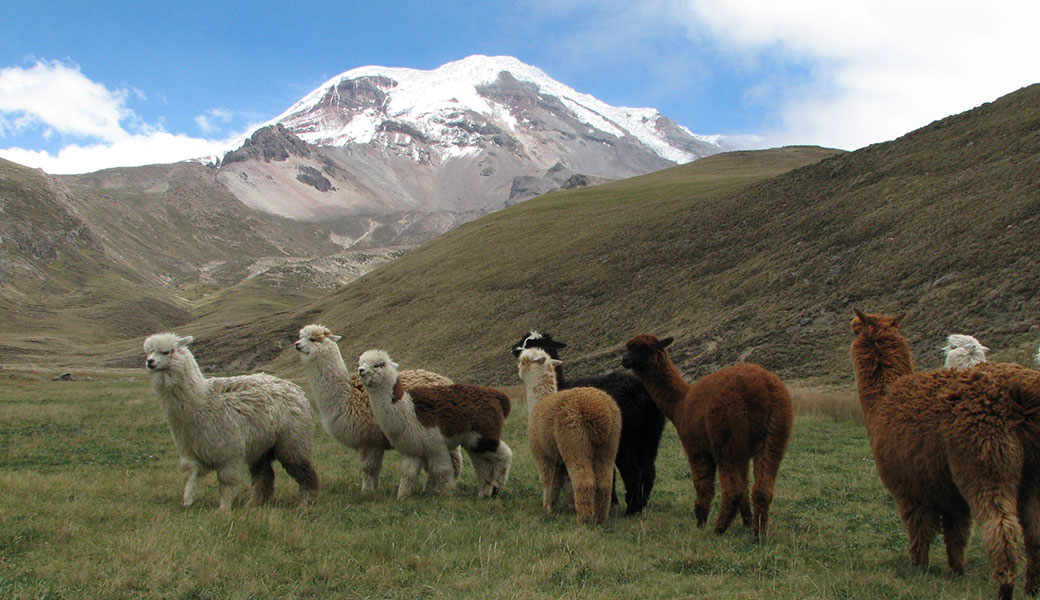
[142,311,1040,600]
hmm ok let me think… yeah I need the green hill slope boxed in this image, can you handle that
[257,84,1039,386]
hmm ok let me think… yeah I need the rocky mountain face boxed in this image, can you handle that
[216,56,728,228]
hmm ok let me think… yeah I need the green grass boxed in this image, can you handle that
[0,371,1005,599]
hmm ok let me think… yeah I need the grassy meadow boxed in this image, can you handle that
[0,369,1007,599]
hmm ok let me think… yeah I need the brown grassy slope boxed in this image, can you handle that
[257,146,843,382]
[0,159,192,363]
[260,85,1040,386]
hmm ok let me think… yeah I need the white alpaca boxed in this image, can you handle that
[357,349,512,499]
[294,324,461,493]
[517,348,621,524]
[942,334,989,369]
[143,333,319,510]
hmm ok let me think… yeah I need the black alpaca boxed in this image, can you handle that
[511,331,666,515]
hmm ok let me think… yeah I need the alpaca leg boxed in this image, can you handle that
[594,458,616,524]
[971,492,1023,600]
[950,448,1023,600]
[450,445,464,479]
[534,458,564,513]
[1020,477,1040,596]
[688,453,717,527]
[942,509,972,574]
[357,446,385,494]
[715,461,750,535]
[751,452,782,536]
[249,453,276,505]
[486,441,513,498]
[180,459,205,507]
[216,462,246,511]
[468,451,492,496]
[567,460,597,524]
[397,455,423,499]
[616,452,644,516]
[280,455,320,506]
[424,446,456,496]
[896,500,939,566]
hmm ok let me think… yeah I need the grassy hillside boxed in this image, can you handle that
[255,84,1039,387]
[0,160,396,368]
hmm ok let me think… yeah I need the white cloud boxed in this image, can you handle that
[0,131,246,174]
[195,108,232,134]
[0,60,131,142]
[681,0,1040,149]
[0,60,250,173]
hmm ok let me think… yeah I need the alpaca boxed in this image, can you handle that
[511,331,665,515]
[294,324,462,494]
[357,349,513,499]
[851,309,1040,600]
[518,348,622,524]
[621,334,793,536]
[942,333,989,369]
[143,333,319,510]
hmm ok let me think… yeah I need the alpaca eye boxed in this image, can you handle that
[309,338,316,342]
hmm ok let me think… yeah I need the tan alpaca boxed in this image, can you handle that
[851,309,1040,600]
[518,348,621,524]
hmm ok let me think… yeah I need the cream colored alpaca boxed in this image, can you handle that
[144,333,319,510]
[294,325,461,493]
[518,348,621,524]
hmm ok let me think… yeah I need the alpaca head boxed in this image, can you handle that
[516,347,561,385]
[357,349,398,390]
[295,324,342,360]
[850,309,906,338]
[621,333,674,373]
[942,334,989,369]
[143,332,194,372]
[511,331,567,358]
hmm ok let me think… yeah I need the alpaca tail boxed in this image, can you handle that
[497,392,512,420]
[1011,375,1040,449]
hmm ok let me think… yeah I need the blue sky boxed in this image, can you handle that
[2,0,1038,173]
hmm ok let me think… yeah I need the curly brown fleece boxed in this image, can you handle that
[851,309,1040,600]
[622,333,793,537]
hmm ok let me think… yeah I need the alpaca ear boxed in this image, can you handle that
[657,337,674,350]
[852,308,867,322]
[328,334,342,342]
[177,335,194,348]
[892,313,907,327]
[391,361,399,369]
[551,358,562,368]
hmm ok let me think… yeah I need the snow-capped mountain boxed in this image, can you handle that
[272,55,722,164]
[216,55,729,232]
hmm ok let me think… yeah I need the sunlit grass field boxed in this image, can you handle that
[1,369,1001,599]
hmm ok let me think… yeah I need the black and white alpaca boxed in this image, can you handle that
[357,349,513,499]
[511,331,666,515]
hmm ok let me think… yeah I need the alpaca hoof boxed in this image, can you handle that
[998,582,1014,600]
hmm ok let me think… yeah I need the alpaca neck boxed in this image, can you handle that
[304,346,350,413]
[364,368,400,411]
[150,353,209,416]
[636,357,690,422]
[524,367,558,416]
[851,333,915,423]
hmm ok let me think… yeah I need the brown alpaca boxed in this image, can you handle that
[518,348,622,524]
[621,334,793,536]
[851,309,1040,600]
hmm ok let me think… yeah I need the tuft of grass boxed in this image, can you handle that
[0,372,1010,599]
